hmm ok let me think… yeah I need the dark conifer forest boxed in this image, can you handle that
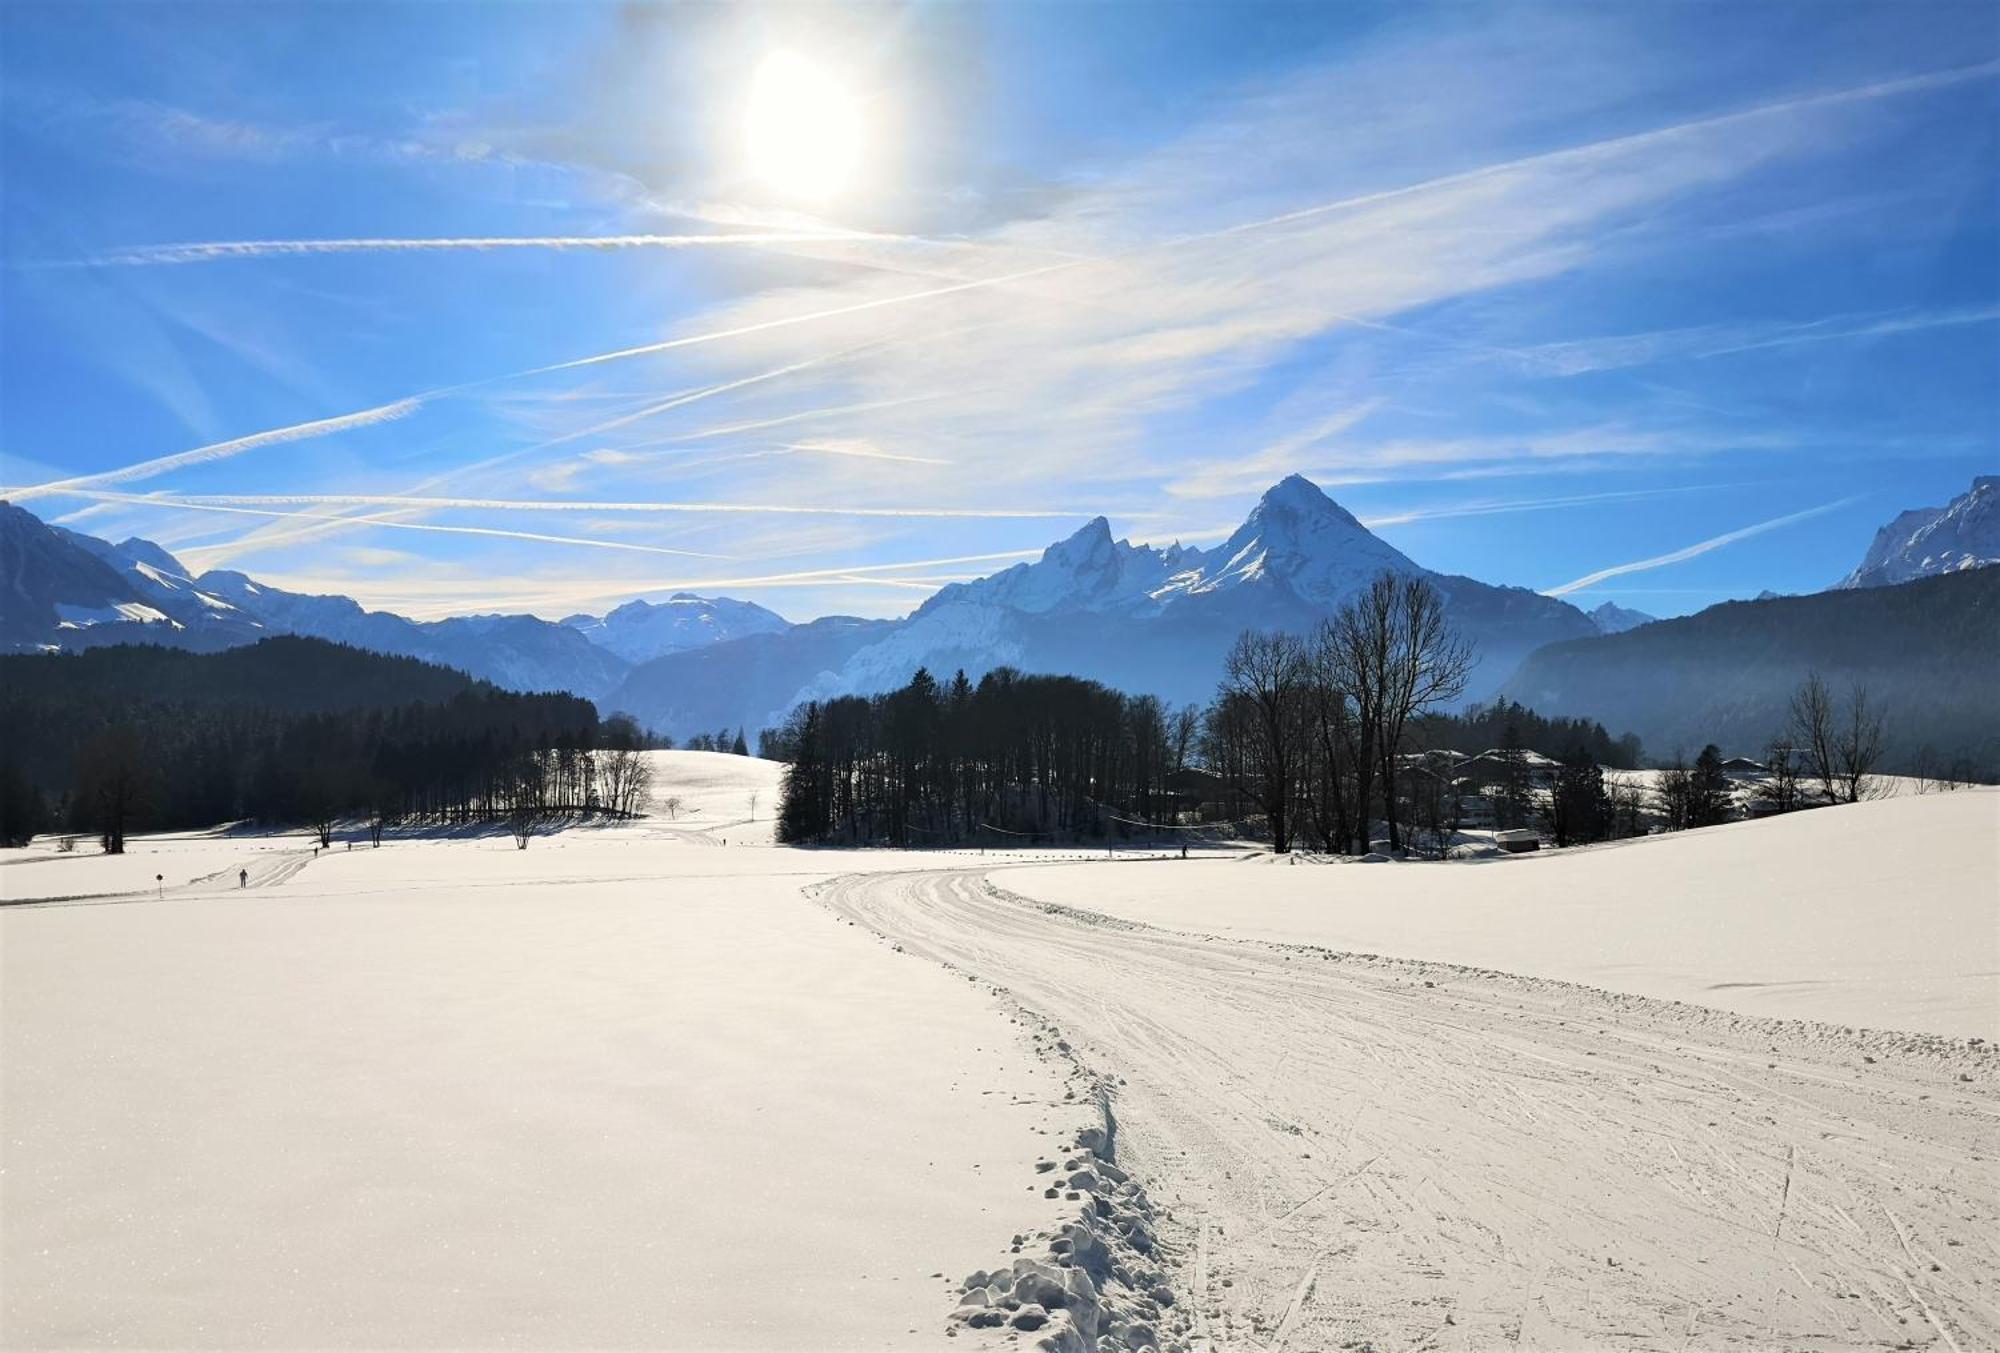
[0,637,639,847]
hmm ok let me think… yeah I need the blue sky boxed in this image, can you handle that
[2,0,1995,621]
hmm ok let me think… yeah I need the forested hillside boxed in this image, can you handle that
[1502,569,2000,773]
[0,637,619,847]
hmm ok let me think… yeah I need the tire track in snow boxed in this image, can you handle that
[820,866,1999,1352]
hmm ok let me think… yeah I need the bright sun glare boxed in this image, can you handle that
[745,50,862,201]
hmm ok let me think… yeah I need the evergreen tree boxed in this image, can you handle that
[1493,723,1533,829]
[1542,747,1609,847]
[1687,744,1735,827]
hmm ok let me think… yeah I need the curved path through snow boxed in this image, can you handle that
[821,866,1999,1352]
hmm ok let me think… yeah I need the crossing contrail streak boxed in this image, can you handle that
[1,400,420,505]
[80,231,912,266]
[501,262,1076,381]
[66,491,734,561]
[1544,497,1859,596]
[18,58,1993,507]
[120,491,1089,521]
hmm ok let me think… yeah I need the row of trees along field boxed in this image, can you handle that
[0,638,656,851]
[771,572,1918,853]
[774,575,1566,849]
[771,666,1184,845]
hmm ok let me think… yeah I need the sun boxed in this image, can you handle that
[744,50,863,201]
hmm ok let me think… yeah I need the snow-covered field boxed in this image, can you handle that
[1,756,1102,1349]
[4,756,1994,1350]
[1008,790,2000,1039]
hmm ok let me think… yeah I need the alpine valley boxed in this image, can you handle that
[5,472,1995,749]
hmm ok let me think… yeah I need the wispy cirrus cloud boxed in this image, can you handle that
[1359,483,1728,528]
[30,47,1991,520]
[1544,497,1861,596]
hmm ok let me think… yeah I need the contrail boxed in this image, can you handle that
[19,58,1993,505]
[655,393,951,445]
[780,438,948,466]
[1544,498,1859,596]
[1192,59,2000,244]
[123,491,1090,521]
[1360,484,1723,528]
[2,399,419,504]
[503,261,1075,380]
[67,491,733,561]
[79,231,913,267]
[525,356,834,452]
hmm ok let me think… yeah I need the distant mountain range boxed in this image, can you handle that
[3,501,654,701]
[1835,475,1998,589]
[603,475,1598,733]
[6,472,1995,747]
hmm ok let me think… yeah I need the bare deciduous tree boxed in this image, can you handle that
[510,806,539,850]
[1788,674,1888,805]
[1788,674,1838,804]
[1221,630,1309,853]
[1755,740,1802,815]
[1833,682,1887,803]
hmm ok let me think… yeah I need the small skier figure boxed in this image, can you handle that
[1180,845,1188,860]
[239,868,248,888]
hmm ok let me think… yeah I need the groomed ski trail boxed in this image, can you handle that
[818,867,1999,1352]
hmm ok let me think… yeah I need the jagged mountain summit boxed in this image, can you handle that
[607,475,1599,736]
[1587,601,1656,635]
[1836,475,1998,589]
[920,474,1422,620]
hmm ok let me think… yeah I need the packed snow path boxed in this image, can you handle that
[821,868,1999,1352]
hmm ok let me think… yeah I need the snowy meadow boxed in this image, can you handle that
[5,753,1994,1350]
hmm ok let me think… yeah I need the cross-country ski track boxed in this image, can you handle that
[820,864,1998,1352]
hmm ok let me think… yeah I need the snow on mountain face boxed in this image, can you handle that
[1158,473,1421,605]
[1588,601,1656,635]
[921,517,1184,618]
[1836,476,1999,589]
[562,593,790,664]
[922,474,1420,621]
[716,474,1595,735]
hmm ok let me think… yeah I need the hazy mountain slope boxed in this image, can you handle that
[1501,568,2000,771]
[562,594,790,664]
[186,572,632,701]
[1836,475,1998,589]
[604,615,896,735]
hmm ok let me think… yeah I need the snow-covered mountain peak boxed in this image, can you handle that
[1162,474,1421,605]
[1587,600,1655,634]
[920,514,1179,618]
[1836,475,2000,589]
[1041,516,1116,570]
